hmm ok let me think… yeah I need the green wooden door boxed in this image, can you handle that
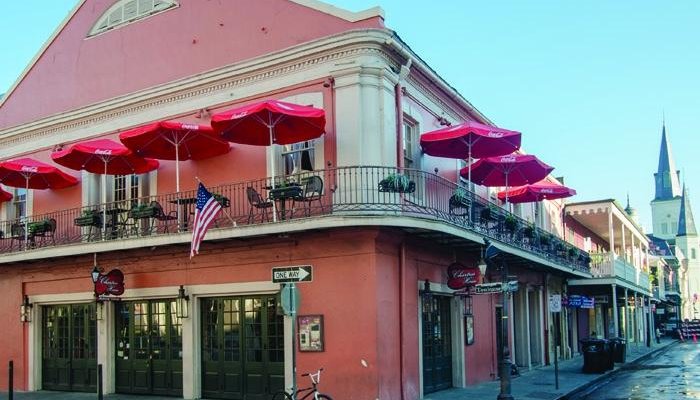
[115,300,182,396]
[201,296,284,400]
[42,303,97,392]
[422,295,453,394]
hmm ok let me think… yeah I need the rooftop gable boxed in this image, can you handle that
[0,0,383,129]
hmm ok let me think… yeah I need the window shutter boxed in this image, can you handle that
[123,0,138,20]
[108,8,123,25]
[138,0,154,15]
[154,0,171,11]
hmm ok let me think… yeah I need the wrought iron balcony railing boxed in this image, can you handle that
[0,166,590,273]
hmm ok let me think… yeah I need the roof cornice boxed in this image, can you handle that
[0,29,488,157]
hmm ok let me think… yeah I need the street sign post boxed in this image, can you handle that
[272,265,312,283]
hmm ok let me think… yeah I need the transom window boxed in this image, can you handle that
[88,0,178,37]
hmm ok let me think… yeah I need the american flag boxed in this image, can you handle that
[190,183,223,258]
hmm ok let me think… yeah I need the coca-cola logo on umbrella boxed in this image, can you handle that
[93,269,125,296]
[447,262,481,290]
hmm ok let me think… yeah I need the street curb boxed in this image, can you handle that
[557,340,679,400]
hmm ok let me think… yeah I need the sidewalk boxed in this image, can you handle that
[426,337,677,400]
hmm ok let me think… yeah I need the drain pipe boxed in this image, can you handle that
[399,240,407,399]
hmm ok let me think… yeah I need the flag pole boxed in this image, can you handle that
[194,176,237,227]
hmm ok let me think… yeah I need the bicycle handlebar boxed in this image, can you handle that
[301,367,323,377]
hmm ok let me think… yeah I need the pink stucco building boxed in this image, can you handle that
[0,1,594,398]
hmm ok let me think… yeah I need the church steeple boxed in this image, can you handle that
[654,123,682,200]
[678,184,697,236]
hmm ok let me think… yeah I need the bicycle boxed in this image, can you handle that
[272,368,333,400]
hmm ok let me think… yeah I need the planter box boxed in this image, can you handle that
[130,207,157,219]
[378,179,416,194]
[74,215,100,227]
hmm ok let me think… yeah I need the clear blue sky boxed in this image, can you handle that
[2,1,699,232]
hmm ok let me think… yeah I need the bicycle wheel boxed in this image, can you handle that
[316,394,333,400]
[271,391,293,400]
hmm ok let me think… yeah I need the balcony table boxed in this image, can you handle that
[266,185,303,220]
[169,195,231,231]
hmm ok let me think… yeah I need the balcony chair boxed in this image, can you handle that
[151,201,178,233]
[291,176,324,218]
[246,187,273,224]
[31,218,56,247]
[9,222,26,250]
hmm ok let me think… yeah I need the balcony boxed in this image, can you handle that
[589,252,650,292]
[0,166,589,273]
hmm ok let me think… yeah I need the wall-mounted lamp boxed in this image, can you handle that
[421,279,432,304]
[176,285,190,319]
[91,266,100,283]
[20,295,32,323]
[437,116,452,126]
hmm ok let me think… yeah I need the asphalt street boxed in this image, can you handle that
[570,341,700,400]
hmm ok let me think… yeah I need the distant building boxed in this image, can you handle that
[650,125,700,319]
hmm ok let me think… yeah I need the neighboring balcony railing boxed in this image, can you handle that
[589,251,650,291]
[664,281,681,294]
[0,166,590,273]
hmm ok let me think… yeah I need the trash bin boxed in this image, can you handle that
[609,337,626,363]
[580,338,611,373]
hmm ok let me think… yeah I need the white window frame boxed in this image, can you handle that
[271,92,326,179]
[88,0,179,37]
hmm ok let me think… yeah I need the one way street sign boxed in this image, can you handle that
[272,265,313,283]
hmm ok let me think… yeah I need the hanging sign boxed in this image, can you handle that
[474,281,518,294]
[549,294,562,312]
[565,295,595,309]
[447,263,481,290]
[93,269,125,297]
[581,297,595,309]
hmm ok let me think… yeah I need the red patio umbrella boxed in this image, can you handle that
[0,158,79,245]
[52,139,159,236]
[460,154,554,205]
[420,121,521,188]
[211,99,326,221]
[0,187,12,203]
[119,121,231,193]
[497,182,576,204]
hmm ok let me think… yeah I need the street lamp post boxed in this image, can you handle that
[485,241,515,400]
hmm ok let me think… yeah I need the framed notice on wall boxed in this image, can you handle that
[298,315,324,352]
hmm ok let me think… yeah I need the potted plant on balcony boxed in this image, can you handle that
[522,222,535,239]
[539,233,551,248]
[378,173,415,193]
[568,247,578,260]
[74,209,100,227]
[449,187,470,215]
[504,214,518,233]
[129,204,157,219]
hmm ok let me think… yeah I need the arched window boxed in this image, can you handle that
[88,0,178,37]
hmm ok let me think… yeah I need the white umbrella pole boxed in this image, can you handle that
[175,144,182,232]
[269,125,278,222]
[468,145,473,224]
[102,162,107,240]
[24,177,29,249]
